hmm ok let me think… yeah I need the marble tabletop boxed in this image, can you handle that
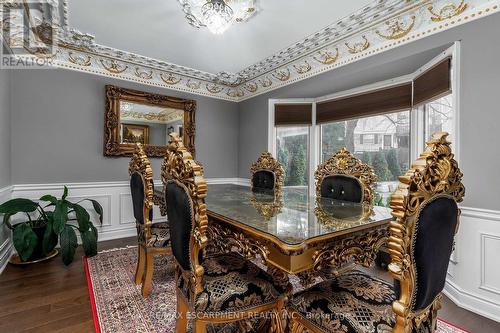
[205,184,393,246]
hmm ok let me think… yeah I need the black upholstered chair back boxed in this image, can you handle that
[319,175,363,203]
[130,172,146,224]
[252,170,275,191]
[161,133,208,299]
[315,148,377,205]
[250,152,284,193]
[165,180,194,272]
[388,132,465,332]
[129,143,154,226]
[412,195,458,311]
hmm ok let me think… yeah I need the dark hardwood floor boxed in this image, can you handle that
[0,237,499,333]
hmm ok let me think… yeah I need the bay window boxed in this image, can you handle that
[270,45,458,202]
[276,126,309,187]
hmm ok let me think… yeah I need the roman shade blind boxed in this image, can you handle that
[274,104,312,126]
[316,83,412,124]
[413,58,451,106]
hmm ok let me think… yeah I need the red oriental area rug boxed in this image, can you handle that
[85,247,470,333]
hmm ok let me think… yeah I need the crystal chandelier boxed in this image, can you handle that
[178,0,257,34]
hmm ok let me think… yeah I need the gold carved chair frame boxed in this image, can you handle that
[128,143,171,297]
[250,151,285,192]
[315,148,377,205]
[388,132,465,332]
[104,85,196,157]
[286,133,464,333]
[162,134,285,333]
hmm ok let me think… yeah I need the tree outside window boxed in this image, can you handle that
[321,110,410,205]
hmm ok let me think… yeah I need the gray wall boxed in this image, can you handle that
[238,13,500,211]
[0,69,11,266]
[0,69,11,189]
[10,69,239,183]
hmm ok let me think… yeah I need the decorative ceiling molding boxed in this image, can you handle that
[121,109,183,124]
[9,0,499,102]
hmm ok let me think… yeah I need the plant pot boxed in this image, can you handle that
[10,222,58,264]
[9,249,59,265]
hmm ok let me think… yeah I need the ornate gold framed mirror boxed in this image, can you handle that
[104,85,196,157]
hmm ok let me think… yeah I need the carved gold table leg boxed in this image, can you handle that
[266,265,291,332]
[296,271,317,289]
[267,265,292,294]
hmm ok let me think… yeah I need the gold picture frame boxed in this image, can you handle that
[104,85,196,157]
[122,124,150,145]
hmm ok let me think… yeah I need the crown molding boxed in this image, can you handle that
[17,0,500,102]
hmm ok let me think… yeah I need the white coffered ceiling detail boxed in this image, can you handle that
[47,0,500,101]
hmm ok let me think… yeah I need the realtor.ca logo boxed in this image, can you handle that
[1,0,59,69]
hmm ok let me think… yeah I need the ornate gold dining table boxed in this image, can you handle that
[155,183,393,292]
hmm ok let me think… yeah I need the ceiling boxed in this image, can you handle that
[67,0,371,74]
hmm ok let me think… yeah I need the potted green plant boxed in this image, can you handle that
[0,186,103,265]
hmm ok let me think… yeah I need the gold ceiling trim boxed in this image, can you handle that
[376,15,416,40]
[429,0,468,22]
[160,73,182,85]
[313,48,340,65]
[100,59,128,74]
[345,36,370,54]
[49,0,498,102]
[121,110,183,123]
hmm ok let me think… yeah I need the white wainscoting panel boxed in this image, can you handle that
[444,206,500,323]
[0,186,13,274]
[7,179,499,324]
[10,178,248,244]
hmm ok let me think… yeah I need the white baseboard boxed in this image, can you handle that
[444,206,500,323]
[0,238,13,275]
[8,178,250,245]
[444,280,500,323]
[4,180,500,324]
[11,181,168,244]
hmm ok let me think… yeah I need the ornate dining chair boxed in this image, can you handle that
[315,148,377,205]
[288,133,465,333]
[129,143,171,297]
[162,134,286,333]
[250,151,284,192]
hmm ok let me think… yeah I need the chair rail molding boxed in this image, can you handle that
[8,0,500,102]
[9,179,250,244]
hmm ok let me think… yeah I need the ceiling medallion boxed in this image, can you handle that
[178,0,257,34]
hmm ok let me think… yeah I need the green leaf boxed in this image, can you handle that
[2,213,13,229]
[72,203,90,232]
[62,186,69,200]
[60,225,78,266]
[53,201,69,235]
[81,227,97,257]
[42,221,58,256]
[83,199,103,224]
[0,198,38,215]
[12,224,38,262]
[39,195,57,204]
[45,211,54,220]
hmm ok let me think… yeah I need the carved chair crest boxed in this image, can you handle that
[250,151,284,191]
[388,132,465,332]
[315,148,377,204]
[161,133,208,301]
